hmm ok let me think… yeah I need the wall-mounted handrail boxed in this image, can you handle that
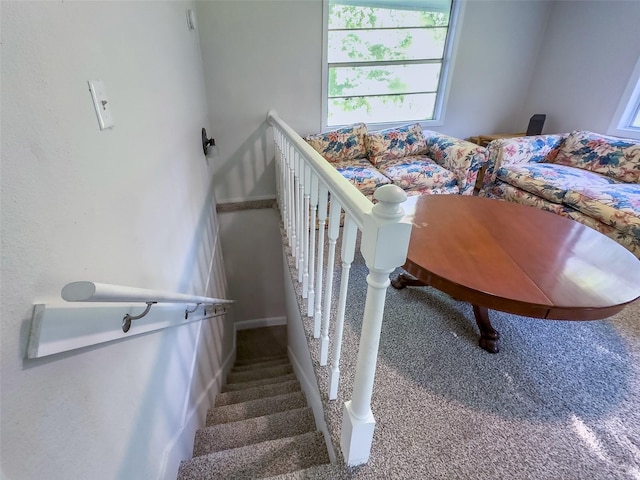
[61,281,234,333]
[27,282,234,358]
[62,281,233,305]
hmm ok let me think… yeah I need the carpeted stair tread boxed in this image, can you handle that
[193,407,316,456]
[215,379,301,407]
[206,391,307,426]
[234,353,288,367]
[227,362,293,384]
[263,462,347,479]
[221,373,297,392]
[231,357,291,372]
[177,431,329,480]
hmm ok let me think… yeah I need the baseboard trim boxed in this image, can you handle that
[234,316,287,331]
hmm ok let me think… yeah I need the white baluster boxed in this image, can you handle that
[302,164,311,298]
[277,132,286,225]
[283,139,292,244]
[307,173,319,317]
[293,150,301,272]
[320,199,342,366]
[329,214,357,400]
[341,185,411,466]
[314,184,329,338]
[288,143,296,256]
[297,152,305,281]
[277,132,285,223]
[273,130,279,200]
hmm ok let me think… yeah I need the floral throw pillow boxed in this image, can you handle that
[366,123,428,166]
[553,130,640,183]
[304,123,368,163]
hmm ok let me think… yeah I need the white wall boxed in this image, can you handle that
[0,2,233,479]
[196,0,323,204]
[443,0,552,138]
[195,0,551,203]
[523,0,640,135]
[194,0,324,324]
[218,208,286,324]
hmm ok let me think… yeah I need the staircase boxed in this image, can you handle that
[177,328,331,479]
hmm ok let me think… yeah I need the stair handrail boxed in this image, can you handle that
[267,110,372,228]
[61,281,234,332]
[62,280,233,305]
[267,110,412,467]
[28,282,234,358]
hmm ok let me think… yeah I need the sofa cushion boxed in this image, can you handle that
[304,123,367,163]
[366,123,427,166]
[497,163,618,204]
[553,130,640,183]
[332,158,392,196]
[377,155,458,193]
[405,186,460,195]
[563,183,640,237]
[488,181,573,216]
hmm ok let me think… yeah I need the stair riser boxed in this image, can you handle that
[207,391,307,426]
[192,407,316,456]
[227,363,293,384]
[234,353,288,367]
[221,373,297,392]
[215,380,301,407]
[231,357,290,372]
[177,431,330,480]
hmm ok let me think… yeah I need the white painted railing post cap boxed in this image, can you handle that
[361,187,412,270]
[372,184,407,219]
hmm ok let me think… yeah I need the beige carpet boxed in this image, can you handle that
[177,327,332,479]
[285,237,640,479]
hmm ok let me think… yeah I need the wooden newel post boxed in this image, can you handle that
[340,185,412,466]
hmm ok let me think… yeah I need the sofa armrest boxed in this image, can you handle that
[482,133,568,191]
[423,130,489,195]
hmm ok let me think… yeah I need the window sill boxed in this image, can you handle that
[607,126,640,141]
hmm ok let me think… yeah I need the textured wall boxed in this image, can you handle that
[522,0,640,135]
[0,2,232,479]
[218,208,286,324]
[196,0,324,204]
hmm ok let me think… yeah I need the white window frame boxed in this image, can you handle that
[321,0,465,131]
[608,55,640,140]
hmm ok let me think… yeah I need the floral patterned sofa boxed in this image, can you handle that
[304,122,488,201]
[481,130,640,258]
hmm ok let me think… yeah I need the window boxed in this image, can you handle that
[631,103,640,128]
[323,0,460,128]
[608,56,640,140]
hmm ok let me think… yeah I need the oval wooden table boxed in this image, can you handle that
[391,195,640,353]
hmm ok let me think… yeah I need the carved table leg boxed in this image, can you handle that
[473,305,500,353]
[391,273,428,290]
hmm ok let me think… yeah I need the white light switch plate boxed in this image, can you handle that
[88,80,114,130]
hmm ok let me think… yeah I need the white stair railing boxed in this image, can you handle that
[267,109,412,466]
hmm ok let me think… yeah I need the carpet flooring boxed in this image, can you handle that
[177,327,331,479]
[285,232,640,480]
